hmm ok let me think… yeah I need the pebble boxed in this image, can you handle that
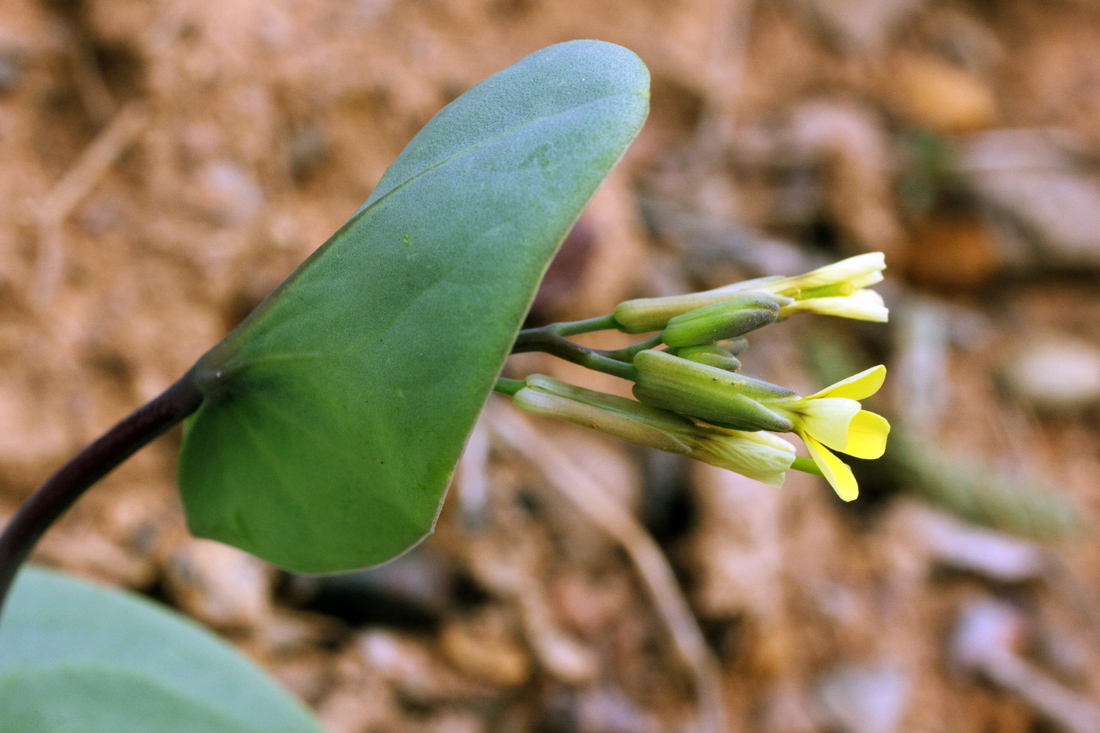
[895,503,1046,583]
[905,213,1000,289]
[35,527,157,589]
[543,687,660,733]
[163,538,273,630]
[316,676,398,733]
[438,608,532,687]
[948,598,1028,670]
[196,159,264,226]
[1003,336,1100,412]
[962,130,1100,268]
[527,624,598,686]
[356,630,494,704]
[813,664,911,733]
[893,54,997,132]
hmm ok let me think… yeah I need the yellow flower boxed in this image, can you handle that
[760,252,886,296]
[766,365,890,501]
[758,252,888,322]
[778,288,887,322]
[612,253,887,333]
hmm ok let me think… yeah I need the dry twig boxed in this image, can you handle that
[33,102,149,307]
[486,400,727,733]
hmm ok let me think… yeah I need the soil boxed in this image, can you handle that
[4,0,1100,731]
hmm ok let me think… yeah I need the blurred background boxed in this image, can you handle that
[3,0,1100,730]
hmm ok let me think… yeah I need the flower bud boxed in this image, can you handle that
[510,375,797,487]
[514,375,694,454]
[691,428,796,488]
[763,252,885,297]
[661,296,780,348]
[780,289,888,322]
[716,337,749,356]
[613,289,792,334]
[667,344,741,371]
[631,350,794,432]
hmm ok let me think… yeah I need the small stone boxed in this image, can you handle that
[963,130,1100,268]
[439,608,531,687]
[895,503,1046,583]
[34,528,157,589]
[905,213,1001,289]
[759,682,816,733]
[163,538,274,630]
[264,649,333,705]
[813,664,911,733]
[527,625,598,686]
[787,100,903,255]
[1003,336,1100,412]
[316,676,398,733]
[356,630,495,704]
[892,54,997,132]
[948,599,1029,671]
[544,687,660,733]
[195,160,264,226]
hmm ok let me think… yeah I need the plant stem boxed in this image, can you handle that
[0,316,633,616]
[0,375,203,613]
[493,377,526,396]
[554,313,620,337]
[791,456,824,476]
[511,327,637,380]
[606,333,663,362]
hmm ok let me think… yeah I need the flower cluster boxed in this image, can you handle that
[612,252,888,334]
[513,375,796,487]
[506,253,892,500]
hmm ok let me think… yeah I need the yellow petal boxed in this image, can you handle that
[794,397,861,451]
[849,270,885,289]
[780,291,888,322]
[803,433,859,501]
[766,252,886,295]
[842,411,890,459]
[809,365,886,401]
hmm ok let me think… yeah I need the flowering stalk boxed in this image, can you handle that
[510,375,796,487]
[612,252,888,333]
[504,252,892,499]
[630,350,889,500]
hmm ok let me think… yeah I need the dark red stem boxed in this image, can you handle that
[0,375,202,613]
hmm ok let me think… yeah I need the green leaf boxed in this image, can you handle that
[0,567,321,732]
[177,41,650,572]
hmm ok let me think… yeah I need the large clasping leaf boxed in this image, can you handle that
[0,568,322,732]
[177,41,650,572]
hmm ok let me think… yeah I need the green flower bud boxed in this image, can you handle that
[690,427,796,488]
[509,375,797,488]
[514,375,693,454]
[661,296,780,348]
[719,373,798,402]
[613,288,792,334]
[667,344,741,372]
[631,350,794,432]
[715,337,749,356]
